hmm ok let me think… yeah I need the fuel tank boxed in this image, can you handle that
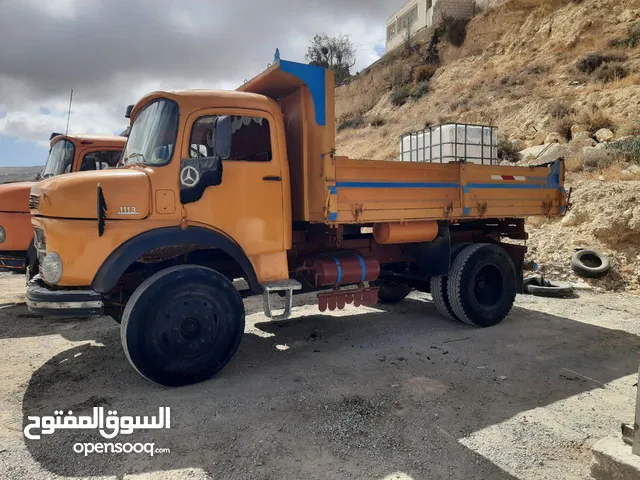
[311,255,380,287]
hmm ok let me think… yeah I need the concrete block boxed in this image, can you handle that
[591,436,640,480]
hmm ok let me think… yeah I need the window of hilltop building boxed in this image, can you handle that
[80,151,122,171]
[189,115,272,162]
[427,0,433,10]
[399,5,418,32]
[387,23,397,40]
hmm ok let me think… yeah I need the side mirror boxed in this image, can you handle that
[214,116,232,159]
[125,105,134,119]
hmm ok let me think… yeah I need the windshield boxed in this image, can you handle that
[121,99,179,166]
[41,139,75,178]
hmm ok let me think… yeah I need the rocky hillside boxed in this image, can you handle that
[335,0,640,291]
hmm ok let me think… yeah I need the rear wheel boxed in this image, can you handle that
[374,279,413,304]
[121,265,245,386]
[447,244,516,328]
[430,243,469,321]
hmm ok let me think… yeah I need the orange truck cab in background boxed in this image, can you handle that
[0,134,125,276]
[26,53,569,387]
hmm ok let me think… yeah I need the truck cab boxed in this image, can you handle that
[27,56,568,387]
[0,133,125,275]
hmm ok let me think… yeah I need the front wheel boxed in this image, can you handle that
[121,265,245,386]
[373,279,413,304]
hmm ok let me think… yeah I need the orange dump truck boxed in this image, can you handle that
[0,134,125,276]
[27,55,568,386]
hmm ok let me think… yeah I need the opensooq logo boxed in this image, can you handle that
[24,407,171,440]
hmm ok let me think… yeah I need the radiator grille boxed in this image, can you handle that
[28,194,40,210]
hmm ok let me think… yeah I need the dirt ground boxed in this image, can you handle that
[0,271,639,480]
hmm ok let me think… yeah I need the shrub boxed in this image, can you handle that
[582,148,616,171]
[611,25,640,48]
[548,102,576,119]
[411,81,429,101]
[606,137,640,164]
[369,115,386,127]
[337,116,364,132]
[594,62,629,83]
[548,117,574,140]
[414,65,437,84]
[577,53,626,74]
[577,110,615,134]
[618,119,640,137]
[390,86,411,107]
[497,137,522,163]
[442,16,469,47]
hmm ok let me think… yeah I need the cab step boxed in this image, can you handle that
[261,279,302,320]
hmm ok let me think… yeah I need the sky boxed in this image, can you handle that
[0,0,393,167]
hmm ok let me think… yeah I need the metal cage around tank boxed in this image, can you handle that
[399,123,498,165]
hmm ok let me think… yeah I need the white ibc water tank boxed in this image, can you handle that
[399,123,497,164]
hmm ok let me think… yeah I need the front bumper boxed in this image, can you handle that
[26,276,104,317]
[0,252,26,271]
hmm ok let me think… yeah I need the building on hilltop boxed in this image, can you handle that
[385,0,477,52]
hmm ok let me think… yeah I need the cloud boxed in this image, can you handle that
[0,0,389,152]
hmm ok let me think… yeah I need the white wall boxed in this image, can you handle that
[386,0,479,53]
[386,0,428,52]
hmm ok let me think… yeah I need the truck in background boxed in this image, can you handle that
[26,55,568,386]
[0,133,126,277]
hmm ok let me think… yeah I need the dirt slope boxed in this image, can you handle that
[335,0,640,291]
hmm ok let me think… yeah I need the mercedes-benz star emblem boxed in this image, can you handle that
[180,166,200,187]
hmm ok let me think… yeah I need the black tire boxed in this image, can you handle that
[430,243,469,321]
[523,276,574,298]
[374,279,413,304]
[571,250,610,279]
[121,265,245,387]
[25,240,38,281]
[447,244,517,328]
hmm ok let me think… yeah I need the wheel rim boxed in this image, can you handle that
[154,295,220,361]
[473,264,503,308]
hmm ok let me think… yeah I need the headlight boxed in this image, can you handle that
[0,225,5,244]
[42,252,63,284]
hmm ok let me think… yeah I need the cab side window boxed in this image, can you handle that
[189,115,272,162]
[80,151,122,171]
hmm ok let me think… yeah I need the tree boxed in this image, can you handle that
[305,34,356,85]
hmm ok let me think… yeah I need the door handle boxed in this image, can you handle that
[263,176,282,182]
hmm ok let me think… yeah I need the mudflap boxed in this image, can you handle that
[498,242,527,294]
[412,221,451,276]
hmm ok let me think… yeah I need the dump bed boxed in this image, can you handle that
[323,156,567,224]
[241,55,567,225]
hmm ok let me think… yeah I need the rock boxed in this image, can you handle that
[621,165,640,179]
[545,132,567,144]
[562,210,588,226]
[595,128,614,143]
[571,124,589,138]
[530,131,548,147]
[570,138,597,150]
[509,138,527,151]
[572,131,593,141]
[520,144,548,159]
[537,144,570,163]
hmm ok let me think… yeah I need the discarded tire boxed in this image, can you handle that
[571,250,611,279]
[523,275,574,298]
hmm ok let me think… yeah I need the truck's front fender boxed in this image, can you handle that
[91,226,260,294]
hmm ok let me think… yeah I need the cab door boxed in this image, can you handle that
[179,108,285,256]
